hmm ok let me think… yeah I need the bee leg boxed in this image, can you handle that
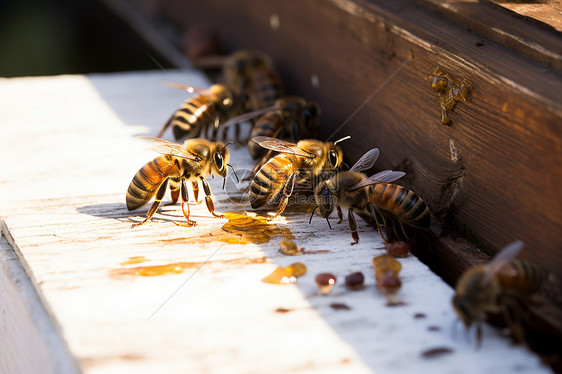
[502,294,525,343]
[476,323,483,349]
[267,172,296,221]
[398,221,411,241]
[167,187,180,205]
[156,114,174,138]
[367,202,389,243]
[210,117,220,141]
[337,205,343,224]
[175,179,197,227]
[348,208,359,245]
[192,180,202,204]
[234,123,243,144]
[201,177,224,218]
[131,179,169,228]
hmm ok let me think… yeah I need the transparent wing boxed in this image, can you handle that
[482,240,524,285]
[139,136,198,160]
[222,106,282,128]
[347,170,406,191]
[251,136,312,158]
[349,148,380,173]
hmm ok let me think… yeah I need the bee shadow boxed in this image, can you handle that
[76,202,213,225]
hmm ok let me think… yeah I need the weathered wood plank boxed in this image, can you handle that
[0,234,80,374]
[0,71,553,373]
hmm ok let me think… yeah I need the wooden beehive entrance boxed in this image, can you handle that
[1,0,561,372]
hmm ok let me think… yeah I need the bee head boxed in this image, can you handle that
[452,295,475,328]
[209,84,235,110]
[314,181,336,218]
[212,142,230,178]
[300,102,320,135]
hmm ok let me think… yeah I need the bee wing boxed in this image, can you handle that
[349,148,380,172]
[251,136,312,158]
[222,105,282,128]
[139,136,198,160]
[164,82,207,94]
[347,170,406,191]
[482,240,524,285]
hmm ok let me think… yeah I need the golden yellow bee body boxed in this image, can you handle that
[126,137,234,227]
[249,137,343,220]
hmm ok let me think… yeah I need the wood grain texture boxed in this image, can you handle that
[0,71,553,373]
[154,0,562,341]
[489,0,562,32]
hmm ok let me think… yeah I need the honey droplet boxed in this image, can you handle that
[376,270,402,293]
[316,273,337,294]
[220,212,294,244]
[373,254,401,275]
[385,241,410,258]
[330,303,351,310]
[120,256,149,266]
[262,266,296,284]
[345,272,365,290]
[286,262,307,277]
[279,238,303,256]
[421,347,453,358]
[262,263,307,284]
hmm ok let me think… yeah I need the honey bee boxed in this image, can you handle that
[156,83,242,141]
[311,149,406,244]
[221,50,284,113]
[249,136,346,220]
[452,241,543,345]
[126,137,237,227]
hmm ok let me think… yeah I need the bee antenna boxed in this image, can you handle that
[309,205,319,224]
[325,217,333,230]
[223,142,234,149]
[342,162,350,170]
[227,163,239,183]
[222,177,226,190]
[334,135,351,145]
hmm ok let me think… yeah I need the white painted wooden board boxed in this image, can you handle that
[0,71,552,374]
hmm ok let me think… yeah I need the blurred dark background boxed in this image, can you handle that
[0,0,170,77]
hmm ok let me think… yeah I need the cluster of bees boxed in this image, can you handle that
[125,50,543,346]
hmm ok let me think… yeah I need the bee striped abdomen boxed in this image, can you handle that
[170,96,213,139]
[126,155,175,211]
[249,69,283,109]
[499,259,543,294]
[248,112,283,158]
[371,183,430,229]
[250,155,294,208]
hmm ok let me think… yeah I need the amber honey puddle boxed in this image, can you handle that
[113,257,268,277]
[113,212,290,277]
[217,212,294,244]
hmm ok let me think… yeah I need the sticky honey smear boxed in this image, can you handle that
[112,257,268,278]
[120,256,149,266]
[218,212,294,244]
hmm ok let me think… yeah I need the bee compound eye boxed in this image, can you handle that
[214,153,224,170]
[322,189,330,197]
[329,150,339,167]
